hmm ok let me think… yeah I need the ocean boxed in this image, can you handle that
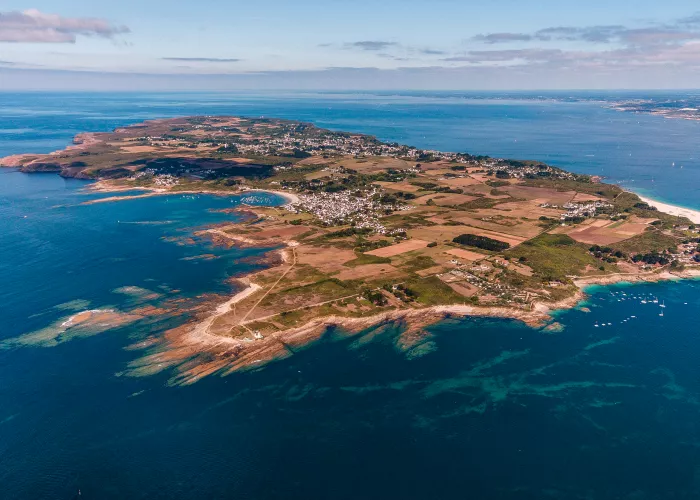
[2,91,700,499]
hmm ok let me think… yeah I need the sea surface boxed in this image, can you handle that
[2,91,700,499]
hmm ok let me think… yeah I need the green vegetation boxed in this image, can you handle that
[399,255,437,273]
[632,252,670,265]
[401,276,465,306]
[453,234,511,251]
[507,234,599,281]
[459,197,504,210]
[343,253,391,267]
[611,231,679,255]
[486,180,509,188]
[362,288,388,306]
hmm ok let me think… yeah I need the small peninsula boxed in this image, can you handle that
[4,116,700,384]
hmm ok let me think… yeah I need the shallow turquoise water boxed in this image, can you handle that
[2,92,700,499]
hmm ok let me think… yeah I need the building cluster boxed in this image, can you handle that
[490,163,577,180]
[675,242,700,264]
[444,266,525,304]
[152,174,179,187]
[128,171,180,187]
[540,201,613,220]
[283,189,410,234]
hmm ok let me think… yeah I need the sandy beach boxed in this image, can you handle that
[636,194,700,224]
[82,183,300,206]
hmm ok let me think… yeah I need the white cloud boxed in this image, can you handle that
[0,9,129,43]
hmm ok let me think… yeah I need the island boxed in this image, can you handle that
[609,98,700,122]
[4,116,700,384]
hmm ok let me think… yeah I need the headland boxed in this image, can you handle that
[4,116,699,384]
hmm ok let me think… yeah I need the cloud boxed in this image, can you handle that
[345,41,398,51]
[534,25,626,43]
[472,16,700,48]
[417,48,447,55]
[473,33,534,44]
[443,49,565,64]
[678,12,700,26]
[162,57,241,62]
[0,8,129,43]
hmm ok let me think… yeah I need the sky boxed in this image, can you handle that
[1,1,700,90]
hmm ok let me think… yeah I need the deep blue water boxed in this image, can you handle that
[2,92,700,499]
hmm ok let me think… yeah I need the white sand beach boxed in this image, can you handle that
[636,195,700,224]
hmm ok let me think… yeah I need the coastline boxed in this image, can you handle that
[83,181,300,206]
[633,193,700,224]
[143,264,700,385]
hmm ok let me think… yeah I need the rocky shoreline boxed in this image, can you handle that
[122,259,700,386]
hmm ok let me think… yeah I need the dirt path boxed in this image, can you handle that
[241,292,362,326]
[238,246,298,325]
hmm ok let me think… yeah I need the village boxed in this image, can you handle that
[283,188,411,234]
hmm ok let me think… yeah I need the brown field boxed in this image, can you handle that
[366,239,430,257]
[441,176,485,188]
[506,261,534,276]
[329,157,411,173]
[454,215,542,239]
[486,200,563,219]
[247,225,310,241]
[448,282,479,297]
[297,157,331,166]
[423,168,466,176]
[559,218,651,245]
[446,248,487,261]
[414,193,478,206]
[305,170,343,180]
[227,157,257,164]
[120,145,159,153]
[571,192,605,202]
[296,245,356,272]
[427,216,449,224]
[409,225,475,242]
[415,265,446,277]
[375,181,422,192]
[414,160,457,171]
[334,263,401,281]
[459,184,512,198]
[210,118,243,127]
[502,185,577,204]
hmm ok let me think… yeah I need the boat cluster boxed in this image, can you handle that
[592,290,684,327]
